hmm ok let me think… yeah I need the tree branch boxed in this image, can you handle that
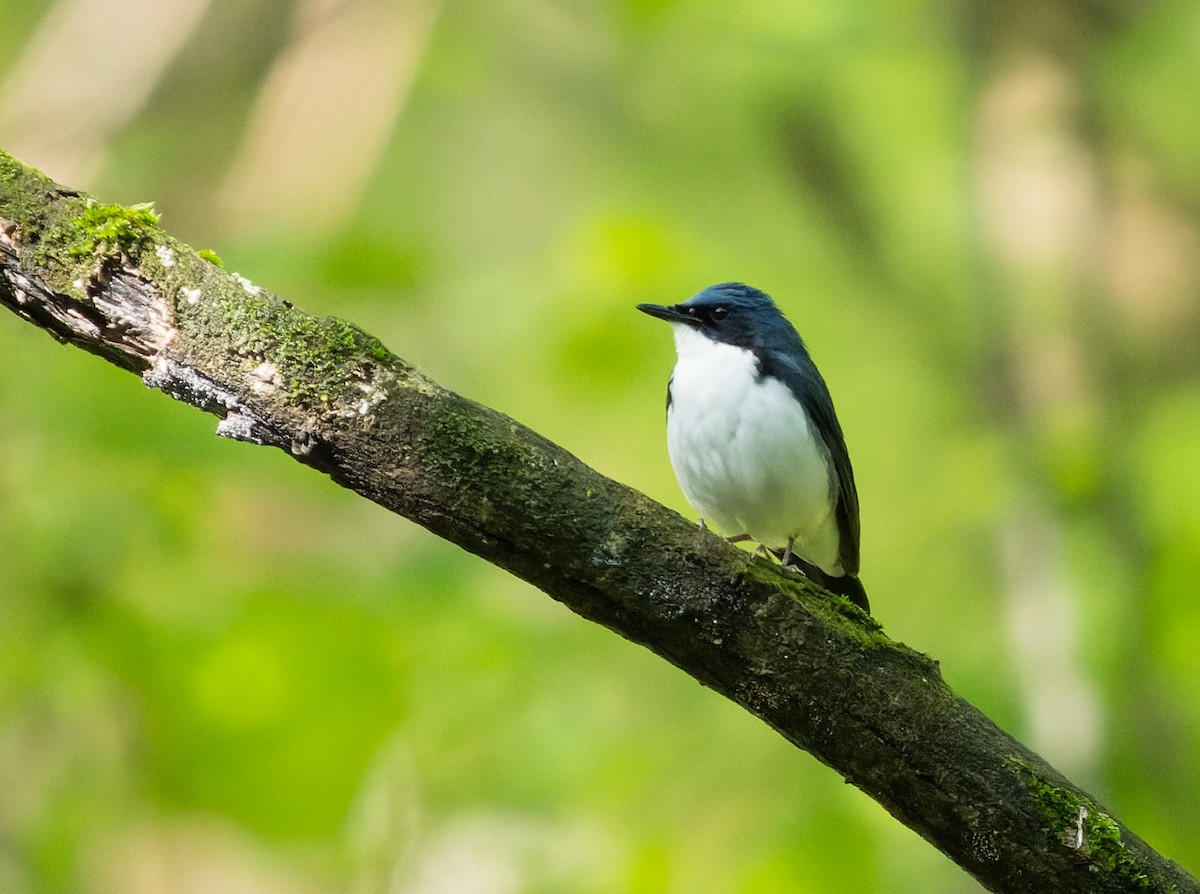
[1,151,1193,894]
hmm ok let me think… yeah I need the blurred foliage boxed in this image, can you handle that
[2,0,1199,891]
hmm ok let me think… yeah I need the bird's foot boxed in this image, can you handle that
[776,540,816,583]
[696,518,708,531]
[752,543,772,559]
[780,563,811,582]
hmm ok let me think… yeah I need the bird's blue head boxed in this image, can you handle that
[637,282,803,355]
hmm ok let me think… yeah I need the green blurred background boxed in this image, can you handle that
[2,0,1199,891]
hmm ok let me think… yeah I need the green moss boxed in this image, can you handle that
[66,201,160,258]
[197,248,224,267]
[2,150,393,413]
[1,159,160,298]
[408,398,551,512]
[180,288,394,410]
[19,193,164,298]
[1,154,161,272]
[1009,759,1148,886]
[740,559,885,637]
[0,151,60,239]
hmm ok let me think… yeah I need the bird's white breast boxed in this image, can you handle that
[665,325,843,574]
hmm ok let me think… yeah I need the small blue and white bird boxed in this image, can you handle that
[638,282,869,612]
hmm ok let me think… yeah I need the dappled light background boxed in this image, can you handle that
[2,1,1199,891]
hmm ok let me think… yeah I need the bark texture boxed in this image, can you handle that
[1,151,1194,894]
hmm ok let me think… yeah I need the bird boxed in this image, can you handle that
[637,282,869,612]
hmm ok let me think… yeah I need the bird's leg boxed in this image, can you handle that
[696,518,708,531]
[780,537,795,568]
[726,533,752,544]
[779,551,823,589]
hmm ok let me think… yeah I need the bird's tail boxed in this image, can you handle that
[827,574,870,614]
[774,551,871,614]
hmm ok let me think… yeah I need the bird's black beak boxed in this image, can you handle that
[637,303,693,325]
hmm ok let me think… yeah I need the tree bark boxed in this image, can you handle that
[0,150,1194,894]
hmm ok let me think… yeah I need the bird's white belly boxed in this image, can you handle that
[665,338,841,573]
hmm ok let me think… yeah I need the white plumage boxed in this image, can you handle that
[665,324,844,576]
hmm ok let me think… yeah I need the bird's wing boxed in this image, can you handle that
[764,350,860,576]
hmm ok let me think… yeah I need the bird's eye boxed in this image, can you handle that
[710,306,729,321]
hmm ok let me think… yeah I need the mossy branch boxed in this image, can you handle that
[0,150,1194,894]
